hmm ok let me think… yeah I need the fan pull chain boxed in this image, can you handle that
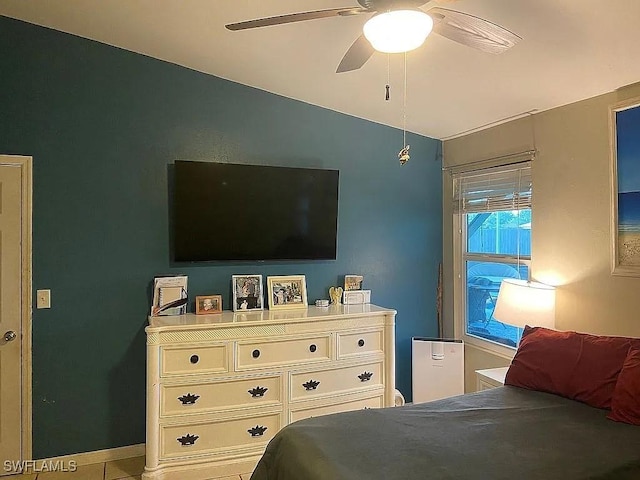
[398,52,410,165]
[385,53,390,101]
[403,52,407,147]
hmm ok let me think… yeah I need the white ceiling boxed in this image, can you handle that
[2,0,640,139]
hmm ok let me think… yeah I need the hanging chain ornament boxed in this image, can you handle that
[398,52,410,165]
[385,53,410,165]
[385,53,390,101]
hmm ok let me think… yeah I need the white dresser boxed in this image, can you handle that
[143,304,396,480]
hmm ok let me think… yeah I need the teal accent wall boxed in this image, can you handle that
[0,16,442,458]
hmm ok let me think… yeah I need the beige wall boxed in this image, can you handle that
[443,82,640,391]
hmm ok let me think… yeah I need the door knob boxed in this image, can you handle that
[4,331,17,342]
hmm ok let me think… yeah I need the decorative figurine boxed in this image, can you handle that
[329,286,343,305]
[398,145,410,165]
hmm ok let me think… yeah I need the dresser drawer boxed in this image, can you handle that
[161,375,282,417]
[337,329,383,359]
[290,394,383,423]
[290,361,383,401]
[161,344,229,377]
[236,335,331,370]
[160,412,280,460]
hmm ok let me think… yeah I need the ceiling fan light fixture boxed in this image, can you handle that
[363,9,433,54]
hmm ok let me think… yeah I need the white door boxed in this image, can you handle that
[0,158,29,472]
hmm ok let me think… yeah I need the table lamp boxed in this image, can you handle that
[493,279,556,330]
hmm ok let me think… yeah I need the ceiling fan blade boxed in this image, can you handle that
[226,7,367,31]
[429,7,521,54]
[336,34,375,73]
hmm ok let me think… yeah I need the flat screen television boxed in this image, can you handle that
[173,161,339,261]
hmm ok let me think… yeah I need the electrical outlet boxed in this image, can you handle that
[37,289,51,309]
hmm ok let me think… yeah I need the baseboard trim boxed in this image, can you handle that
[39,443,145,466]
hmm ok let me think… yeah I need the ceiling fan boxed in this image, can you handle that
[225,0,521,73]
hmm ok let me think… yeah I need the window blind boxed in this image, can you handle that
[453,162,531,214]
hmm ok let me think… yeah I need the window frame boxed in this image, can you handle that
[454,215,532,357]
[451,160,533,358]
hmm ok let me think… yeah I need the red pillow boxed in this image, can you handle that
[607,348,640,425]
[505,326,637,409]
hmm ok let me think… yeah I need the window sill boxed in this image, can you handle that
[462,332,517,360]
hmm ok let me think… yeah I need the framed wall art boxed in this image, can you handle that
[267,275,308,310]
[610,97,640,276]
[232,275,264,311]
[195,294,222,314]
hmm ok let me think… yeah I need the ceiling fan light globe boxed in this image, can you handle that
[363,10,433,54]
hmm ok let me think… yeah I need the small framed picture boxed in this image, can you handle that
[151,275,188,316]
[195,295,222,314]
[267,275,308,310]
[232,275,264,312]
[344,275,363,291]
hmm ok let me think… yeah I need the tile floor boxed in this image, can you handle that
[9,456,252,480]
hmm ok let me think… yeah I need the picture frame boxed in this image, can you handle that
[195,294,222,314]
[150,275,188,316]
[344,274,364,291]
[610,97,640,276]
[267,275,308,310]
[232,275,264,311]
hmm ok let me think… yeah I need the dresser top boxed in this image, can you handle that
[147,304,395,330]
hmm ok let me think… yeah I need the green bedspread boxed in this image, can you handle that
[251,386,640,480]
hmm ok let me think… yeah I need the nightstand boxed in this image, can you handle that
[475,366,509,391]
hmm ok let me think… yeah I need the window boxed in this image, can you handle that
[453,161,532,351]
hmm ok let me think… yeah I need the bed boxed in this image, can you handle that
[251,327,640,480]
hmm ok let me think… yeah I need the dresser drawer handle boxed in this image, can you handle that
[177,434,199,446]
[248,386,268,398]
[358,371,373,382]
[309,344,317,353]
[248,425,268,437]
[190,355,199,364]
[358,339,365,347]
[303,380,320,391]
[252,349,261,359]
[178,393,200,405]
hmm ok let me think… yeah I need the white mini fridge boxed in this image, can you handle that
[412,337,464,404]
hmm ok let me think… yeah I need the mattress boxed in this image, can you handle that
[251,386,640,480]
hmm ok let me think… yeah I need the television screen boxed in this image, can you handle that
[173,161,339,261]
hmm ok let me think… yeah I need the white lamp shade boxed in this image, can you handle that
[363,10,434,54]
[493,279,556,329]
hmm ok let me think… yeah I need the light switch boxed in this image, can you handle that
[37,289,51,309]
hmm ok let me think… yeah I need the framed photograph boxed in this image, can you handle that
[232,275,264,311]
[610,97,640,276]
[344,274,363,291]
[267,275,308,310]
[195,295,222,314]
